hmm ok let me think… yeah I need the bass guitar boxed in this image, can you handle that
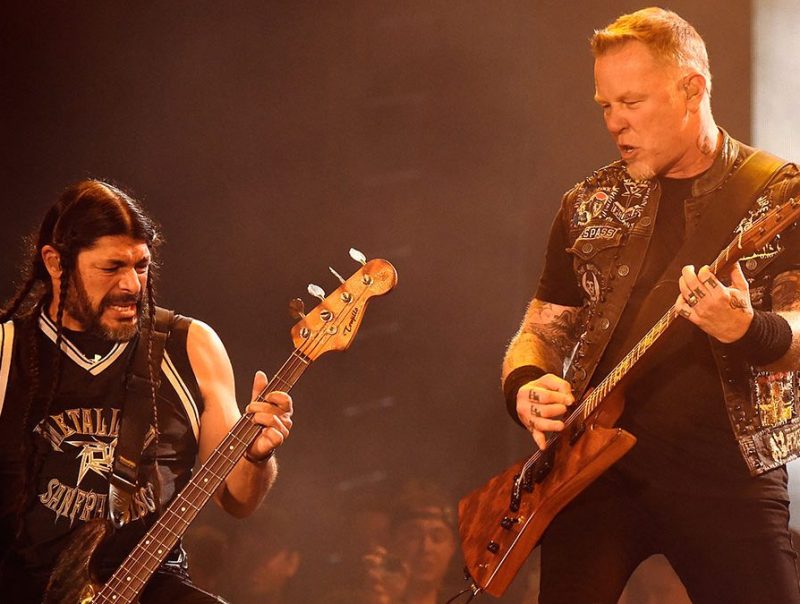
[43,250,398,604]
[457,199,800,598]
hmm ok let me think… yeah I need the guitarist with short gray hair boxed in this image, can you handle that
[502,8,800,604]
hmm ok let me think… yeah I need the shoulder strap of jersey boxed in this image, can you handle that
[0,320,15,418]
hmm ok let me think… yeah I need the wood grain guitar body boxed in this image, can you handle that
[458,389,634,598]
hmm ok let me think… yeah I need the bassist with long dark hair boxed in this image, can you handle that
[0,180,293,602]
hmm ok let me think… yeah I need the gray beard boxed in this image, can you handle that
[626,161,656,181]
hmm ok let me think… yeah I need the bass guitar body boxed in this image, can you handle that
[43,520,108,604]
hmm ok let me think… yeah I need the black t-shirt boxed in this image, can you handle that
[536,176,787,498]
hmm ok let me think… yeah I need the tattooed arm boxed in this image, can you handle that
[502,299,584,380]
[761,269,800,371]
[502,299,583,449]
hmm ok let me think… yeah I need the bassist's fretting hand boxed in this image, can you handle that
[244,370,294,462]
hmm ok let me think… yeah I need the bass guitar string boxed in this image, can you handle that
[99,281,377,602]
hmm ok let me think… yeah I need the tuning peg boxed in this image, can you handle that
[329,267,346,284]
[289,298,306,319]
[349,248,367,265]
[308,283,326,301]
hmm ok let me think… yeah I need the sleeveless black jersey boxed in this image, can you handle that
[0,310,204,587]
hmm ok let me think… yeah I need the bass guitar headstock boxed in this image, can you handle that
[289,248,398,360]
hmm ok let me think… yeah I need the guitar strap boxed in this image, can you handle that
[660,149,788,281]
[109,306,175,528]
[608,149,789,363]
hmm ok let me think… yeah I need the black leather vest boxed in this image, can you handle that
[560,131,800,476]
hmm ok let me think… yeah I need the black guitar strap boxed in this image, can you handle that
[608,149,789,365]
[656,149,788,286]
[109,306,174,528]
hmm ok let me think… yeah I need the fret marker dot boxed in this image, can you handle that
[158,548,163,554]
[145,539,151,545]
[127,577,131,582]
[229,445,234,450]
[181,506,186,512]
[204,478,208,482]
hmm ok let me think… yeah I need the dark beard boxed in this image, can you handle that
[64,272,144,342]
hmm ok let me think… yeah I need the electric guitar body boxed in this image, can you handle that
[459,387,633,597]
[458,199,800,598]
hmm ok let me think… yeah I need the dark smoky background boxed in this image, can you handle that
[1,2,750,601]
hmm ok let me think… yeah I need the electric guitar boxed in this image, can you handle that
[457,199,800,598]
[43,250,398,604]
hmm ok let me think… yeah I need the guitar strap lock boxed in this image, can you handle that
[109,307,174,528]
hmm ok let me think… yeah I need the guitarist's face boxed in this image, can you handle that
[52,235,151,341]
[594,40,709,180]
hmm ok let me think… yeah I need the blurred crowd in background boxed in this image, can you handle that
[183,478,700,603]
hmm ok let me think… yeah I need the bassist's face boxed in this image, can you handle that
[50,235,150,341]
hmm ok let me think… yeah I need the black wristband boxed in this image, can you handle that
[728,310,792,366]
[244,448,275,466]
[503,365,547,427]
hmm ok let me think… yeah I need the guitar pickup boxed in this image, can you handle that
[569,422,586,445]
[533,449,555,483]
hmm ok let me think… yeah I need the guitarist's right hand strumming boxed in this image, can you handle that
[516,375,574,451]
[502,299,582,450]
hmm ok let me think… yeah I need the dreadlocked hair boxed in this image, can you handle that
[4,179,163,524]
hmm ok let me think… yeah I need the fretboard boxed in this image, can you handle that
[96,350,310,604]
[575,227,744,422]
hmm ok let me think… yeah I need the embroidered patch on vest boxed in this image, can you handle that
[579,225,621,241]
[578,263,605,303]
[753,371,795,428]
[609,180,650,226]
[574,189,617,226]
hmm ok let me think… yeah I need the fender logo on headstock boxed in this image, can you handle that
[344,306,360,335]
